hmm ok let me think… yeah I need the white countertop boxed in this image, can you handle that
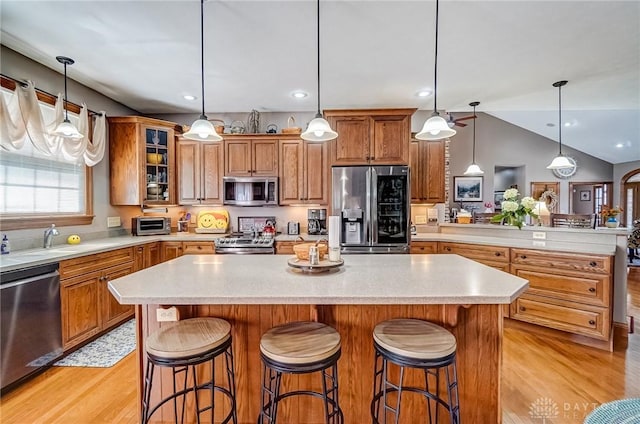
[107,254,529,305]
[411,233,617,255]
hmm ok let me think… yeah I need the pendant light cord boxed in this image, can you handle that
[199,0,206,119]
[558,82,562,155]
[316,0,321,117]
[472,104,476,162]
[63,62,69,121]
[432,0,439,115]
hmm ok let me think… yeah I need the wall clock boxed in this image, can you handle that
[552,157,577,179]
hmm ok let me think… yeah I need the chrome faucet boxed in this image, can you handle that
[43,224,59,248]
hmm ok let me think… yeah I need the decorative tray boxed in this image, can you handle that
[287,258,344,273]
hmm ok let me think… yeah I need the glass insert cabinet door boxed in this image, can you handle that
[145,127,170,203]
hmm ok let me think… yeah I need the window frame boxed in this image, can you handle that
[0,77,94,230]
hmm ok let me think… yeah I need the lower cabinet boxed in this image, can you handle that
[410,241,438,254]
[274,241,296,255]
[60,247,135,351]
[134,242,161,271]
[161,241,215,260]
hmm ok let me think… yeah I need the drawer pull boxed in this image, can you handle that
[445,247,452,252]
[520,306,526,312]
[589,261,597,267]
[588,320,596,326]
[494,252,501,256]
[520,255,527,259]
[588,287,596,293]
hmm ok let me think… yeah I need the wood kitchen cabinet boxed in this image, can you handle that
[325,108,416,165]
[134,242,161,271]
[160,241,215,261]
[109,116,181,206]
[279,137,329,205]
[410,241,438,254]
[161,241,183,262]
[510,248,612,341]
[410,139,445,203]
[224,137,278,176]
[177,137,224,205]
[274,241,296,255]
[60,247,135,351]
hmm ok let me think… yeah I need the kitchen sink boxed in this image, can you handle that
[19,248,80,256]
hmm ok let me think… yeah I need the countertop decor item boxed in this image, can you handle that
[600,205,623,228]
[229,120,246,134]
[463,101,483,175]
[183,0,223,142]
[67,235,81,244]
[546,80,575,171]
[300,0,338,142]
[287,257,344,273]
[247,109,260,133]
[415,0,456,141]
[52,56,83,139]
[282,116,302,134]
[490,188,537,229]
[208,119,226,135]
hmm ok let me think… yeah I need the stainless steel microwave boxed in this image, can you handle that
[131,217,171,235]
[223,176,278,206]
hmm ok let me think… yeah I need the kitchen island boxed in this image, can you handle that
[109,254,528,424]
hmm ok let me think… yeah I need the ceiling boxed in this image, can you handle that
[1,0,639,164]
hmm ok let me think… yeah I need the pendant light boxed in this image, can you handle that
[301,0,337,142]
[546,80,574,169]
[53,56,83,140]
[463,101,483,175]
[415,0,456,141]
[184,0,222,141]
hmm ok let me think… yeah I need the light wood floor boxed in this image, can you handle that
[2,267,639,424]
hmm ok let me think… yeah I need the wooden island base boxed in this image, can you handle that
[137,303,503,423]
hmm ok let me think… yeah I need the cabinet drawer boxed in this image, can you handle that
[511,265,610,307]
[60,247,134,279]
[511,248,611,274]
[182,242,215,255]
[511,294,610,340]
[410,241,438,254]
[439,242,509,263]
[275,241,295,255]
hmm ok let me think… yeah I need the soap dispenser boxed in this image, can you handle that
[1,235,10,254]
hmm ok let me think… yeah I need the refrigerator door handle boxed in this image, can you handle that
[370,167,378,245]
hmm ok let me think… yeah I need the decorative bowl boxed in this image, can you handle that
[147,183,162,195]
[293,243,328,261]
[147,153,163,164]
[457,216,472,224]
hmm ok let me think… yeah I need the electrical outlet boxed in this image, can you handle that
[532,231,546,240]
[107,216,121,227]
[532,240,547,247]
[156,307,179,322]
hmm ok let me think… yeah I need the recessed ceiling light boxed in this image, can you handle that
[183,95,196,101]
[416,90,432,98]
[292,91,308,99]
[564,122,572,127]
[615,143,624,148]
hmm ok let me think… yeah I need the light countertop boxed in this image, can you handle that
[107,254,528,305]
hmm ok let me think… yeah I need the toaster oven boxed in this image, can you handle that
[132,217,171,235]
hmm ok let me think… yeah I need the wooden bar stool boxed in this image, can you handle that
[142,318,237,424]
[371,318,460,424]
[258,321,343,423]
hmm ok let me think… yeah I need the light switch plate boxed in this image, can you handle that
[157,307,179,322]
[532,232,546,240]
[415,215,427,224]
[107,216,121,227]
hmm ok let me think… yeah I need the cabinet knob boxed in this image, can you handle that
[494,252,501,256]
[589,261,597,267]
[520,306,526,312]
[520,255,527,259]
[588,320,596,326]
[588,287,596,293]
[371,156,375,160]
[445,247,451,252]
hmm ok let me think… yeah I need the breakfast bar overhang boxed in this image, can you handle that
[109,254,528,423]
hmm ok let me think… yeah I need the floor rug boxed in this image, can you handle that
[54,319,135,368]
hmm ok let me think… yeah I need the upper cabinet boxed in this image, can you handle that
[109,116,180,205]
[224,137,278,176]
[177,137,224,205]
[325,108,416,166]
[410,138,445,203]
[279,137,329,205]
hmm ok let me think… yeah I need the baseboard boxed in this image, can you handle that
[504,318,614,352]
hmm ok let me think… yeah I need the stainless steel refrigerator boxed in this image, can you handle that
[332,165,410,253]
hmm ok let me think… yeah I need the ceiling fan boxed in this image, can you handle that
[446,112,476,128]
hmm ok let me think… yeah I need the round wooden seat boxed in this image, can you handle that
[373,318,456,360]
[260,321,341,365]
[146,317,231,359]
[585,398,640,423]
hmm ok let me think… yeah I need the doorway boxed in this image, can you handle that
[622,169,640,227]
[568,182,612,227]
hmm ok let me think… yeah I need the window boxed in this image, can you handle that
[0,82,93,229]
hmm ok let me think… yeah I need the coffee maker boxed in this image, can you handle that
[307,208,327,235]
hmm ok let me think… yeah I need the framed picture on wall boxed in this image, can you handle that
[454,176,483,202]
[580,190,591,201]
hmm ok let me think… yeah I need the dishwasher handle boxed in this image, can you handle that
[0,270,59,290]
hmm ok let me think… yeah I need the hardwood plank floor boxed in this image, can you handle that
[2,267,639,424]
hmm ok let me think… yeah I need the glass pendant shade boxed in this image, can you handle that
[301,116,337,142]
[546,154,574,169]
[53,119,83,140]
[415,114,456,141]
[464,163,484,175]
[184,117,222,141]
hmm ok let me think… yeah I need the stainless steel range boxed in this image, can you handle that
[214,216,276,254]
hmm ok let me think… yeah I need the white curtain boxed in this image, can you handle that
[0,81,106,166]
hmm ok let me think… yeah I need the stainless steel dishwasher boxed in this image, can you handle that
[1,262,62,391]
